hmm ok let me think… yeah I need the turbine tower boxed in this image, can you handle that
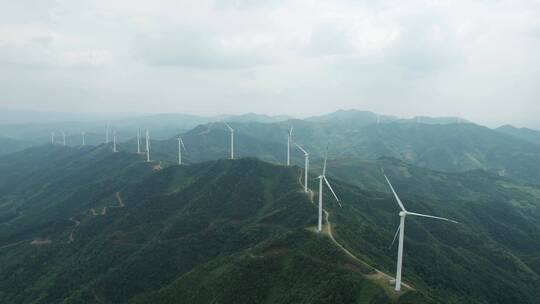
[317,151,342,232]
[145,128,150,162]
[51,132,55,145]
[137,128,141,154]
[113,130,117,152]
[383,174,458,292]
[61,131,66,146]
[224,122,234,160]
[82,132,86,146]
[295,143,309,192]
[287,126,293,166]
[177,137,187,165]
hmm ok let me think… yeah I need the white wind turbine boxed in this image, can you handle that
[82,132,86,146]
[295,143,309,193]
[61,131,67,146]
[317,151,342,232]
[137,128,141,154]
[113,130,118,152]
[383,174,458,292]
[287,126,293,166]
[224,122,234,160]
[51,132,55,144]
[145,128,151,162]
[176,137,187,165]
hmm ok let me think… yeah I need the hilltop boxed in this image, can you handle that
[496,125,540,146]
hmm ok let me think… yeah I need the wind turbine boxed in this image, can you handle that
[317,151,342,232]
[145,128,151,162]
[295,143,309,192]
[61,131,66,146]
[383,174,458,292]
[113,130,117,152]
[287,126,293,166]
[224,122,234,160]
[82,132,86,146]
[176,137,187,165]
[137,128,141,154]
[51,132,55,144]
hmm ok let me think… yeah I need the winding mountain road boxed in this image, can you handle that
[298,170,413,293]
[0,240,26,250]
[69,191,125,242]
[68,218,80,243]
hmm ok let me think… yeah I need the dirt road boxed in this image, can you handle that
[302,173,413,292]
[68,217,80,243]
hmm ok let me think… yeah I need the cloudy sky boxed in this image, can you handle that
[1,0,539,128]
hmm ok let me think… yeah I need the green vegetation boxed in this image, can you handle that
[2,119,540,303]
[0,137,32,156]
[496,125,540,146]
[133,114,540,185]
[1,147,431,303]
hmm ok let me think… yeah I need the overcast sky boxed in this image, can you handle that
[1,0,539,128]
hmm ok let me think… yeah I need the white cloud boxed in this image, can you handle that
[0,0,539,128]
[0,26,111,68]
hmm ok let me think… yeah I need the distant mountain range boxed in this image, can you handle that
[2,109,540,187]
[112,119,540,185]
[305,109,470,127]
[0,109,136,124]
[496,124,540,146]
[0,110,293,148]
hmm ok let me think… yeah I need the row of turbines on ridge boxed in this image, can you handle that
[49,121,458,292]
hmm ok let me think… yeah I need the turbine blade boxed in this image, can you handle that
[294,143,308,155]
[406,212,459,224]
[383,175,407,212]
[180,138,187,151]
[289,126,293,136]
[224,122,233,131]
[389,224,400,249]
[322,148,328,176]
[323,177,342,207]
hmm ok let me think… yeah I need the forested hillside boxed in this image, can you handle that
[1,146,540,303]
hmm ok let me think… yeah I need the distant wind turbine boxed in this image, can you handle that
[176,137,187,165]
[383,174,458,292]
[224,122,234,160]
[113,130,117,152]
[317,151,342,232]
[82,132,86,146]
[295,143,309,192]
[61,131,66,146]
[145,128,151,162]
[105,122,110,144]
[51,132,55,145]
[287,126,293,166]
